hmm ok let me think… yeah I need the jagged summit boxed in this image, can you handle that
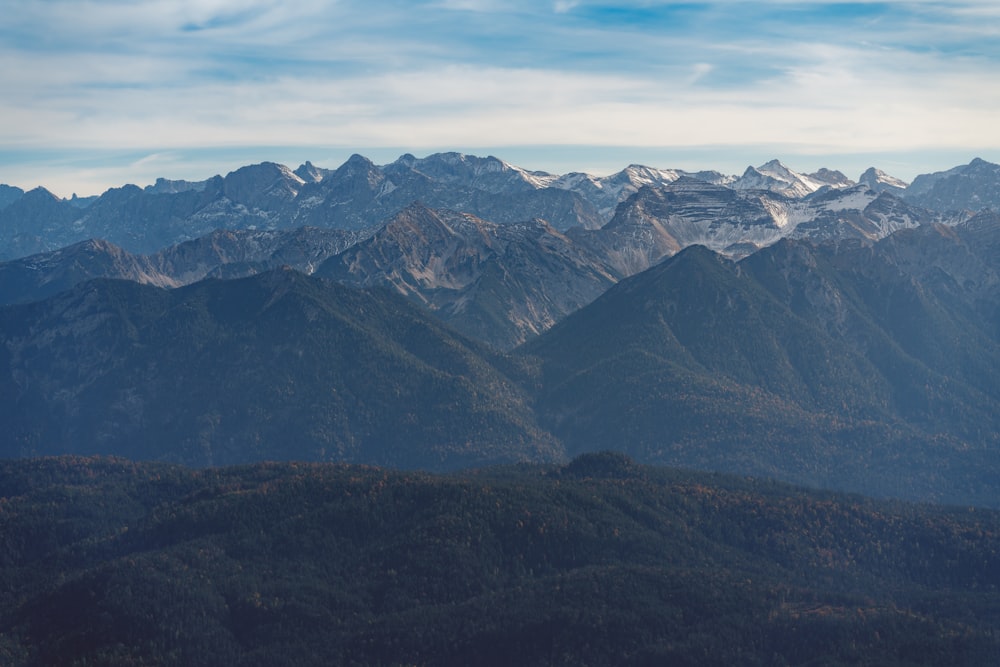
[294,161,333,183]
[858,167,908,194]
[809,168,854,188]
[0,153,994,262]
[733,160,828,198]
[905,157,1000,211]
[386,151,557,193]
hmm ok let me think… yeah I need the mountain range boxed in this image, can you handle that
[2,154,995,262]
[2,154,1000,507]
[3,154,993,348]
[2,209,1000,505]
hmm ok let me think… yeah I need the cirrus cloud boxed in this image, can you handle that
[0,0,997,194]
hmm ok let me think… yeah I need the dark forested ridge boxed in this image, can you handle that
[0,455,998,666]
[523,216,1000,507]
[0,270,558,469]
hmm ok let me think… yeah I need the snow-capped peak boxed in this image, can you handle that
[733,160,825,198]
[858,167,908,194]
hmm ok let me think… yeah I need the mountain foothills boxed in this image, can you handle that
[0,455,998,665]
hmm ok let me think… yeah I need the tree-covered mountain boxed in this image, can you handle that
[0,269,559,469]
[522,214,1000,506]
[0,455,998,666]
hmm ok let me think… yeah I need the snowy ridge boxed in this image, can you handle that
[551,165,684,219]
[732,159,834,198]
[858,168,908,194]
[0,152,984,263]
[585,177,943,274]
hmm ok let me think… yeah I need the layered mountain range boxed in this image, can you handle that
[2,154,1000,505]
[2,154,994,262]
[2,205,999,505]
[5,152,1000,665]
[0,268,560,468]
[3,154,993,348]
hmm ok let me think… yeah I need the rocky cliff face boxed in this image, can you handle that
[903,158,1000,212]
[0,227,374,306]
[319,203,616,349]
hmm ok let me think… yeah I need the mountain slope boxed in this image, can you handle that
[0,238,178,305]
[904,157,1000,212]
[521,223,1000,506]
[0,187,81,260]
[318,203,616,348]
[0,227,374,306]
[577,178,944,273]
[0,270,560,468]
[0,184,24,209]
[149,226,373,283]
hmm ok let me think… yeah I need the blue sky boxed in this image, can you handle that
[1,0,999,196]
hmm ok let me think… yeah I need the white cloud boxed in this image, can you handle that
[2,0,999,195]
[553,0,580,12]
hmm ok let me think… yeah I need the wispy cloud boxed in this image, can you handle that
[0,0,998,194]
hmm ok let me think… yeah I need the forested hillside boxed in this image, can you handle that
[0,455,998,665]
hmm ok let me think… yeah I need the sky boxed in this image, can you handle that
[1,0,999,197]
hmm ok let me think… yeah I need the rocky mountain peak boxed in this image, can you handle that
[21,186,62,203]
[858,167,907,193]
[294,161,332,183]
[145,177,209,195]
[0,184,25,209]
[222,162,305,209]
[734,160,826,198]
[394,151,549,194]
[904,158,1000,212]
[809,168,854,188]
[334,153,385,186]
